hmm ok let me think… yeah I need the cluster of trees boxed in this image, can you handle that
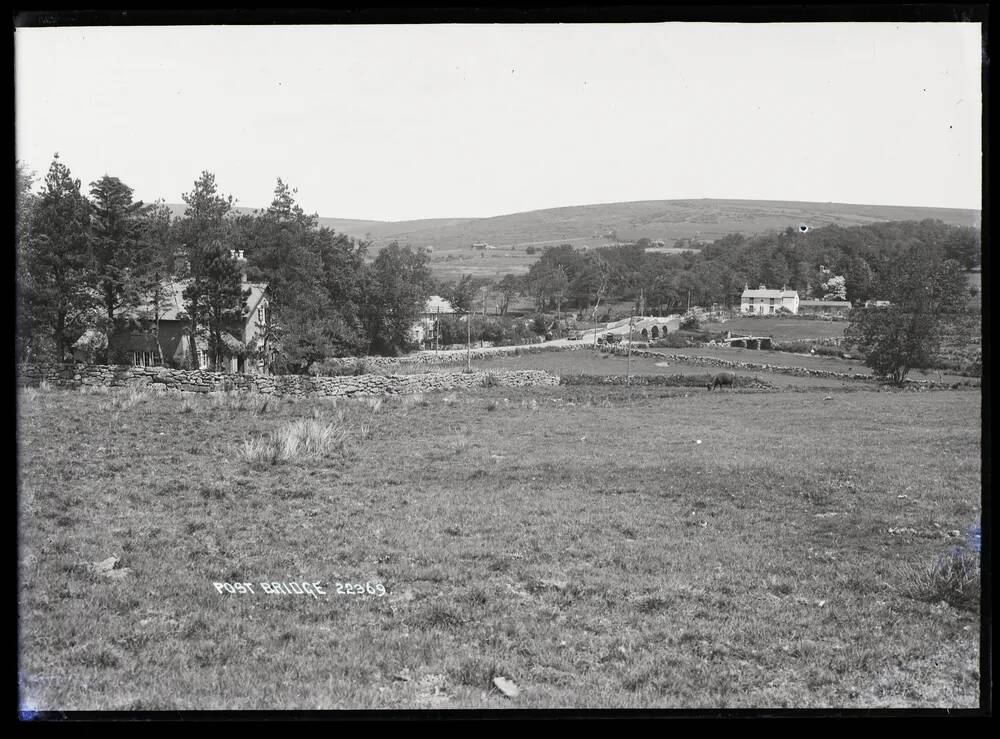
[433,219,978,382]
[499,220,979,318]
[16,156,435,372]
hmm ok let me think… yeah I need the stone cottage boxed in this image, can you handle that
[110,252,271,374]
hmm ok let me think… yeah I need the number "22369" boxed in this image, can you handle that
[335,582,387,596]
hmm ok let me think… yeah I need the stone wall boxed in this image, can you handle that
[560,374,774,389]
[606,347,979,388]
[17,363,559,398]
[312,342,588,373]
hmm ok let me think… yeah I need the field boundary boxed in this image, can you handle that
[16,363,559,397]
[605,347,980,388]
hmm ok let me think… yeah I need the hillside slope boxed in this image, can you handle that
[163,198,980,280]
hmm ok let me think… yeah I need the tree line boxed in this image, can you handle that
[17,153,980,382]
[16,156,435,372]
[495,220,979,318]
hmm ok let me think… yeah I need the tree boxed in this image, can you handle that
[135,201,179,365]
[362,242,433,355]
[820,274,847,301]
[497,274,523,316]
[89,175,148,360]
[16,161,38,360]
[235,178,332,371]
[846,244,967,384]
[23,155,97,361]
[177,171,234,366]
[183,242,249,369]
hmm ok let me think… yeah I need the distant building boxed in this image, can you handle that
[798,299,853,316]
[741,284,800,315]
[864,300,891,308]
[410,295,457,346]
[472,242,489,250]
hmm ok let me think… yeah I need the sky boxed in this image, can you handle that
[15,23,983,222]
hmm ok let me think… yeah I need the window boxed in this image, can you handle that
[258,305,266,325]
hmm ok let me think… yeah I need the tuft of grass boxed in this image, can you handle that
[211,390,270,414]
[180,395,199,414]
[448,656,507,690]
[400,393,427,411]
[109,386,150,410]
[482,371,501,388]
[898,548,980,612]
[239,418,348,469]
[79,384,110,396]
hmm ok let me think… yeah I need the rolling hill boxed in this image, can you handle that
[164,198,981,280]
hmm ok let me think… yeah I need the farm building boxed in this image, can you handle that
[410,295,457,346]
[798,299,853,317]
[740,284,800,315]
[108,252,272,374]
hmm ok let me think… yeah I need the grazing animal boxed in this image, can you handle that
[707,371,736,391]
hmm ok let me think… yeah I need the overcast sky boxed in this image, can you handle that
[15,23,982,222]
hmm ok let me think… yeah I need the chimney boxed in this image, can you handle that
[231,249,248,284]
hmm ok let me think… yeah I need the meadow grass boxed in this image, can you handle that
[17,384,981,709]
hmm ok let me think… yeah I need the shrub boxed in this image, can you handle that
[482,371,501,388]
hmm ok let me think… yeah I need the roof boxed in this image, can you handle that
[424,295,456,314]
[133,280,267,322]
[221,332,247,355]
[742,288,799,299]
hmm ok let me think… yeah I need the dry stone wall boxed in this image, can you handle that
[314,343,588,373]
[17,363,559,398]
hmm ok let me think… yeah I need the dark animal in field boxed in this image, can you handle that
[707,371,736,391]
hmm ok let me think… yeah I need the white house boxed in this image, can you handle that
[740,284,800,315]
[410,295,457,346]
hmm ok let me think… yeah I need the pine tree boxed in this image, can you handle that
[89,175,147,360]
[177,172,234,367]
[184,242,249,370]
[16,161,38,360]
[24,155,96,361]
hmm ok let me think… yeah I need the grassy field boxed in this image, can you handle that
[400,346,974,388]
[700,318,848,343]
[17,382,981,711]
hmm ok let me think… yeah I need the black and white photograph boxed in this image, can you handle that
[15,9,986,715]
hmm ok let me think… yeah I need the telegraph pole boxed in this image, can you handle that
[481,286,488,348]
[466,308,472,373]
[626,307,635,403]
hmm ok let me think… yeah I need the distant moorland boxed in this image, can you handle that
[165,198,980,280]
